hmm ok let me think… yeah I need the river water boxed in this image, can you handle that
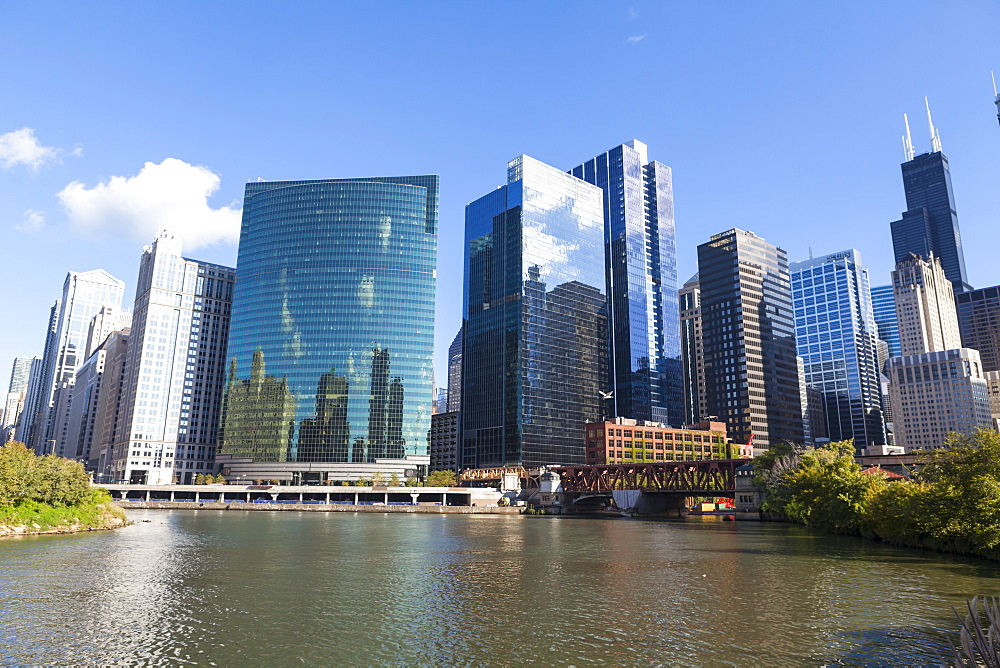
[2,509,998,665]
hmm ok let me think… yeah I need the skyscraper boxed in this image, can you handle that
[887,348,992,451]
[956,285,1000,373]
[31,270,126,455]
[8,357,35,395]
[870,285,901,361]
[679,274,706,425]
[892,253,961,356]
[993,73,1000,128]
[697,229,803,453]
[446,326,463,413]
[791,250,885,449]
[890,102,972,293]
[4,356,39,439]
[568,140,682,425]
[109,232,234,484]
[220,175,438,483]
[88,329,130,479]
[461,155,606,469]
[887,253,987,451]
[14,356,45,445]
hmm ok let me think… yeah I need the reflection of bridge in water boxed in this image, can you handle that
[553,459,752,494]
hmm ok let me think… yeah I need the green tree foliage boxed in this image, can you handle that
[404,475,418,487]
[754,430,1000,558]
[0,441,92,508]
[426,469,457,487]
[195,473,206,485]
[389,473,401,486]
[759,440,887,534]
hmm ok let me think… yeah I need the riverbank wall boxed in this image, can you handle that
[116,500,522,514]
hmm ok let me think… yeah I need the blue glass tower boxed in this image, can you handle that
[461,155,607,469]
[791,250,886,449]
[568,140,683,426]
[870,285,901,360]
[220,176,438,468]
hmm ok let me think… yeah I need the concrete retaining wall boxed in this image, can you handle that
[115,501,521,514]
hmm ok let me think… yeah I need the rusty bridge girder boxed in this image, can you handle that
[552,459,751,493]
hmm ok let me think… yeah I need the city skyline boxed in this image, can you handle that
[2,3,998,384]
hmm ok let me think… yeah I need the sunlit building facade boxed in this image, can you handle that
[697,229,803,454]
[30,269,126,455]
[220,175,438,481]
[791,250,885,449]
[568,140,683,426]
[461,155,607,469]
[111,232,234,484]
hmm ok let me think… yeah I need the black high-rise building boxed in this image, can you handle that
[956,285,1000,373]
[890,103,972,294]
[697,229,804,453]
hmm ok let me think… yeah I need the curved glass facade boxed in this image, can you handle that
[221,176,438,464]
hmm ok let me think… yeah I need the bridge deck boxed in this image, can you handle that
[553,459,752,493]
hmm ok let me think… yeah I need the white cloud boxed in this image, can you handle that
[57,158,242,251]
[0,128,69,171]
[626,34,647,43]
[627,7,639,18]
[16,209,46,232]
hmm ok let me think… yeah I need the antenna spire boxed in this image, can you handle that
[993,72,1000,129]
[925,96,942,152]
[902,113,915,161]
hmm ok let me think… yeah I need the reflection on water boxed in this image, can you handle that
[2,512,998,665]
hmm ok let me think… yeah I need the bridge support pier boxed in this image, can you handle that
[635,493,687,517]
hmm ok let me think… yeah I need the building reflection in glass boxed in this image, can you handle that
[219,350,296,462]
[462,156,607,469]
[219,176,437,466]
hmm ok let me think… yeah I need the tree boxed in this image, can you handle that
[0,441,40,506]
[369,472,385,486]
[426,470,457,487]
[909,430,1000,551]
[405,475,418,487]
[195,473,206,485]
[215,474,227,485]
[755,440,887,534]
[389,473,401,486]
[0,442,91,508]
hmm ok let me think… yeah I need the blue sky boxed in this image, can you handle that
[1,1,998,385]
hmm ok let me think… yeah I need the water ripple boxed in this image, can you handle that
[1,510,998,665]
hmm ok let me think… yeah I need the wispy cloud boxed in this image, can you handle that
[57,158,242,251]
[0,128,76,171]
[16,209,46,233]
[627,7,639,18]
[626,34,647,43]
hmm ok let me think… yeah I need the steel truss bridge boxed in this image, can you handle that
[553,459,752,494]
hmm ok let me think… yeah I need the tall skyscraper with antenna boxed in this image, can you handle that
[993,73,1000,128]
[890,98,972,294]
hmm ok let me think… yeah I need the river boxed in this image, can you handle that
[2,509,998,665]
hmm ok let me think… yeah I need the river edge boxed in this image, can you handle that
[115,500,522,514]
[0,514,130,538]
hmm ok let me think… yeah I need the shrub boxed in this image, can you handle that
[0,442,91,508]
